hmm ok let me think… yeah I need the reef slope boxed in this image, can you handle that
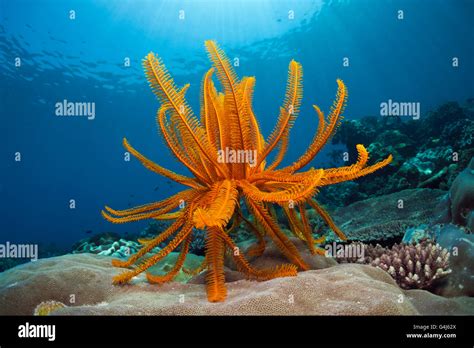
[1,253,472,316]
[327,188,447,243]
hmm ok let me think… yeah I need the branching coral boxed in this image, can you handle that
[341,240,451,290]
[102,40,392,302]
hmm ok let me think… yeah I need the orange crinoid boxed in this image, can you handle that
[102,40,392,302]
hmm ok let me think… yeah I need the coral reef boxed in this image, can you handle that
[311,188,447,243]
[72,232,143,258]
[101,40,392,302]
[0,252,205,315]
[71,223,207,259]
[403,224,437,244]
[402,222,473,297]
[396,158,474,296]
[73,237,207,282]
[234,236,337,271]
[434,224,474,297]
[324,100,474,207]
[448,157,474,230]
[1,253,473,315]
[140,221,206,255]
[358,240,451,290]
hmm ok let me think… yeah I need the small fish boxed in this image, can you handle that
[129,194,135,198]
[85,230,92,234]
[166,180,172,185]
[154,186,159,191]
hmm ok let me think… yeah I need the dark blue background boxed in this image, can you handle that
[1,0,473,247]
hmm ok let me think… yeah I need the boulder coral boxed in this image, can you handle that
[318,188,447,243]
[1,251,472,315]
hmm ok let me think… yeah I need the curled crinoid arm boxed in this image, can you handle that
[308,199,347,241]
[282,205,305,240]
[111,217,186,269]
[146,234,192,284]
[321,152,393,186]
[183,259,207,276]
[236,209,266,257]
[239,169,323,204]
[313,233,326,245]
[226,214,242,235]
[219,228,297,280]
[278,79,347,174]
[298,204,318,255]
[246,199,309,271]
[112,221,194,285]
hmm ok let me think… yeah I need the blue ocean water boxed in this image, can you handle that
[0,0,473,248]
